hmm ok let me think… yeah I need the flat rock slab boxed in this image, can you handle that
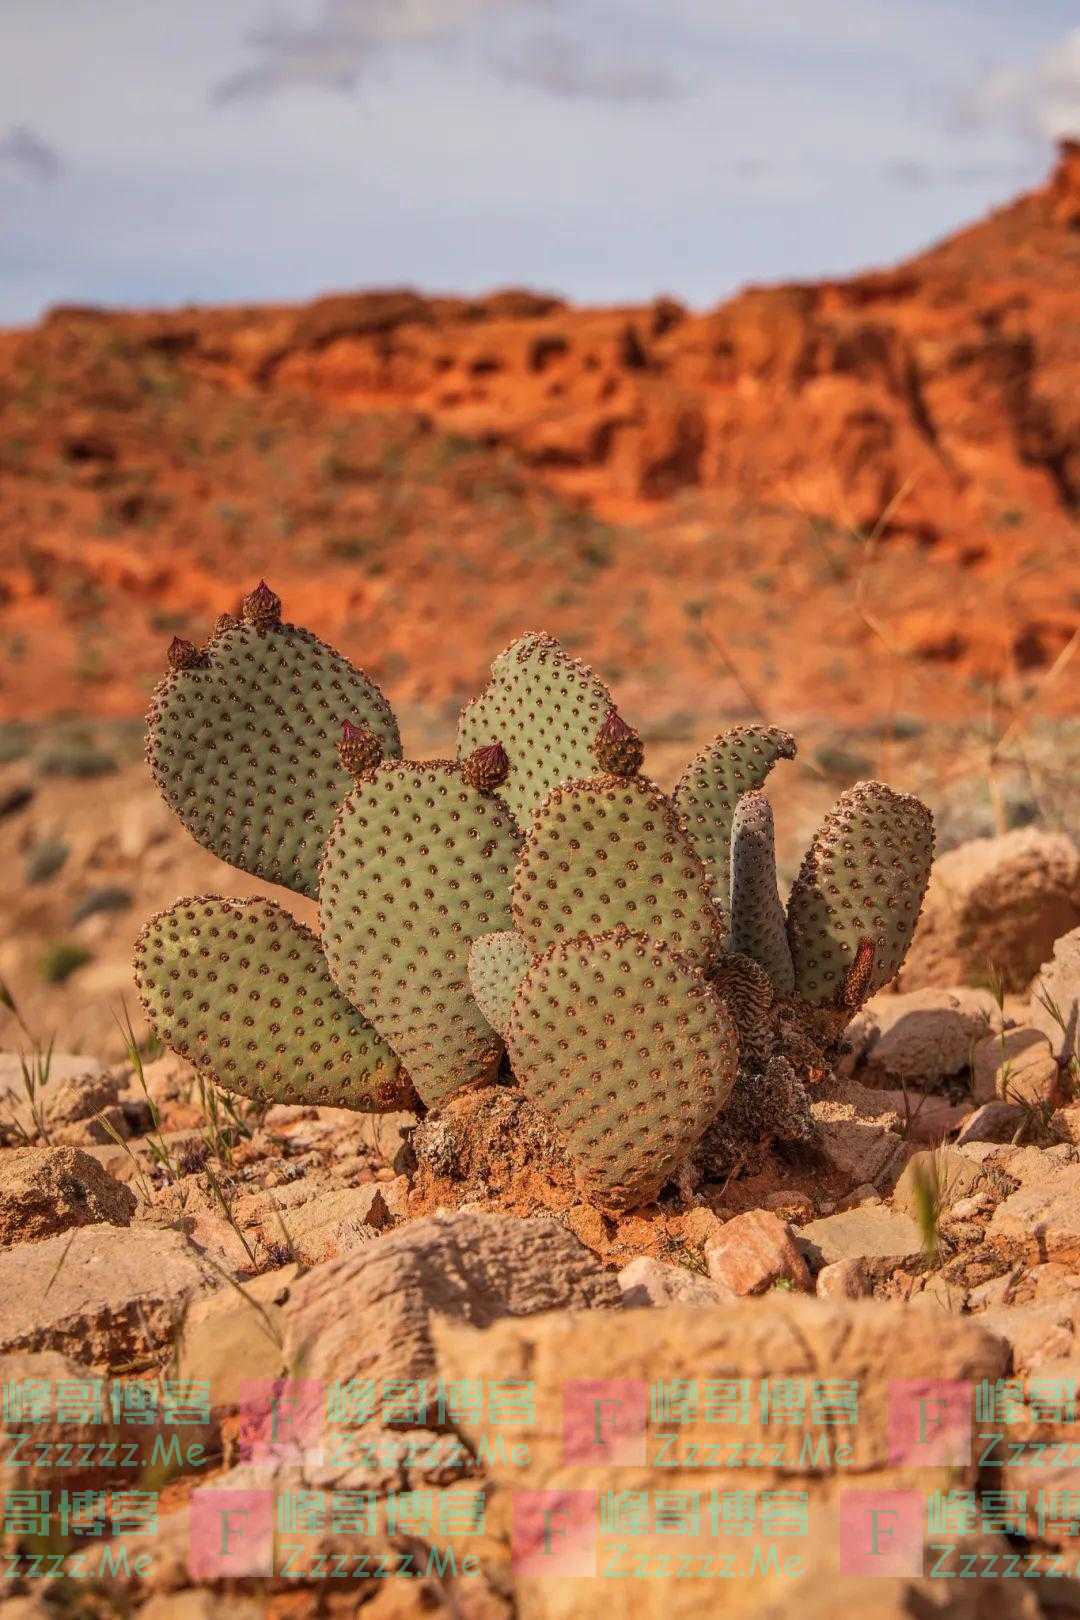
[988,1164,1080,1266]
[0,1224,220,1367]
[849,987,1000,1084]
[891,1147,991,1220]
[796,1206,923,1267]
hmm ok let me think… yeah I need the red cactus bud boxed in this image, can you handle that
[461,741,511,793]
[593,709,644,776]
[213,612,241,637]
[167,636,204,672]
[241,579,282,633]
[339,720,384,780]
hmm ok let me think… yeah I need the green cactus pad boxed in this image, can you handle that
[457,633,616,828]
[786,780,934,1007]
[672,726,797,911]
[506,926,739,1207]
[133,896,413,1110]
[729,790,795,994]
[319,761,522,1107]
[512,775,725,970]
[468,930,530,1042]
[147,614,401,897]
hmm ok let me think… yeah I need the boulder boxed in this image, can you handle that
[1029,925,1080,1065]
[848,988,1000,1084]
[899,829,1080,992]
[0,1052,120,1144]
[891,1147,990,1220]
[282,1211,621,1396]
[0,1145,135,1246]
[704,1208,811,1295]
[988,1163,1080,1267]
[971,1026,1061,1105]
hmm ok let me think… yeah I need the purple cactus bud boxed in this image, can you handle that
[461,741,511,793]
[167,636,204,672]
[241,580,282,632]
[339,720,384,779]
[593,709,644,776]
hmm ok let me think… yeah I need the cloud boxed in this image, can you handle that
[213,0,508,102]
[0,124,62,183]
[962,26,1080,142]
[493,29,685,104]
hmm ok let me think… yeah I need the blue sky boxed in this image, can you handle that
[0,1,1077,324]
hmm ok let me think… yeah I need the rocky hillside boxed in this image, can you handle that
[0,146,1076,729]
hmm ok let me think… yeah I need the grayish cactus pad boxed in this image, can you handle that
[506,926,739,1207]
[134,895,413,1110]
[468,930,530,1042]
[786,780,934,1007]
[729,790,796,994]
[672,726,797,912]
[319,760,522,1108]
[147,615,401,897]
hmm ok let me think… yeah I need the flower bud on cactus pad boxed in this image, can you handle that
[241,579,282,633]
[339,720,384,780]
[460,741,511,794]
[458,632,617,829]
[167,637,204,672]
[592,710,645,776]
[146,600,400,897]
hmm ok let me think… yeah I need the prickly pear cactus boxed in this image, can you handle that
[512,775,725,971]
[468,930,529,1042]
[134,896,414,1110]
[457,633,616,828]
[505,926,739,1207]
[146,583,401,898]
[786,780,934,1008]
[672,726,796,912]
[319,758,522,1108]
[729,790,795,994]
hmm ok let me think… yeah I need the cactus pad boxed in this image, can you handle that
[457,633,615,827]
[729,790,795,994]
[512,775,725,970]
[319,761,522,1107]
[786,780,934,1007]
[147,603,401,897]
[672,726,797,911]
[505,926,739,1207]
[133,896,413,1110]
[468,930,530,1041]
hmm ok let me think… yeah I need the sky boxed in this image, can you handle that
[0,1,1077,324]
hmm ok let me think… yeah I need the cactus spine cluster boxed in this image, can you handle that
[137,590,935,1207]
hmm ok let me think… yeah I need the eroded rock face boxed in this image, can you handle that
[0,1052,121,1145]
[899,830,1080,993]
[0,1145,135,1246]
